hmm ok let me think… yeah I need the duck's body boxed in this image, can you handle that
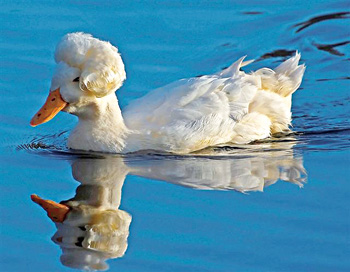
[31,33,305,154]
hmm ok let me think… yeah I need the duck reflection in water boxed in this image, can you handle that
[31,158,132,271]
[31,139,306,270]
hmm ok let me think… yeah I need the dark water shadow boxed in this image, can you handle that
[242,11,264,15]
[294,12,350,33]
[256,49,297,62]
[313,40,350,56]
[316,76,350,81]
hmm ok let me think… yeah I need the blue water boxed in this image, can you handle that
[1,1,350,271]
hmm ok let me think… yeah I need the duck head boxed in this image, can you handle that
[30,32,126,126]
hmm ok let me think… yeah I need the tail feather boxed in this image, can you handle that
[274,51,301,75]
[255,51,305,97]
[248,52,306,135]
[218,56,255,78]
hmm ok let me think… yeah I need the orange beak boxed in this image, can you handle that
[30,88,67,127]
[31,194,70,223]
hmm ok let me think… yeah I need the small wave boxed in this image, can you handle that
[313,40,350,56]
[17,131,68,152]
[14,131,94,159]
[294,12,350,33]
[257,49,296,61]
[316,77,350,82]
[242,11,263,15]
[300,127,350,136]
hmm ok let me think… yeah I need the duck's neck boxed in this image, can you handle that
[67,94,129,153]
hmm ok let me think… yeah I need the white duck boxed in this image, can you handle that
[30,32,305,154]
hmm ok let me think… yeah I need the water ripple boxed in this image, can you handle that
[313,40,350,56]
[294,11,350,33]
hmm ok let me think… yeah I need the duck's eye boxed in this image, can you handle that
[73,77,80,82]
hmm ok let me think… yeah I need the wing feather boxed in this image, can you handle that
[123,64,259,152]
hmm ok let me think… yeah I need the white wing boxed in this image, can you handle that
[123,57,260,153]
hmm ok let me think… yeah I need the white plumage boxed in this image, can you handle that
[32,32,305,154]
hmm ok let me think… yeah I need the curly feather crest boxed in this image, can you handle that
[55,32,126,97]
